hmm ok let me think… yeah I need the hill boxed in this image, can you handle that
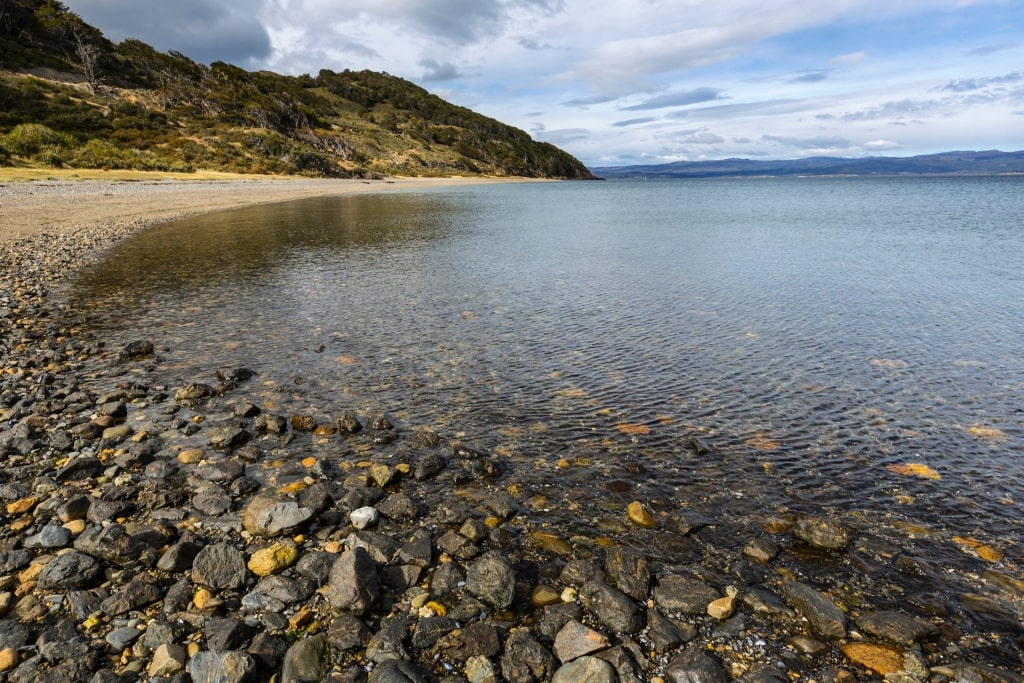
[592,150,1024,179]
[0,0,595,179]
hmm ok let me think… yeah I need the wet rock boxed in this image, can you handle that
[501,628,557,683]
[626,500,656,528]
[279,633,329,682]
[605,545,650,601]
[217,367,257,383]
[248,631,290,669]
[647,608,696,652]
[664,648,728,683]
[366,615,412,662]
[738,663,790,682]
[579,581,644,635]
[553,620,610,662]
[377,492,423,522]
[119,340,154,360]
[346,530,400,564]
[36,550,104,590]
[326,547,380,615]
[794,514,851,550]
[55,455,103,481]
[175,383,216,402]
[653,574,720,615]
[208,425,250,449]
[254,414,288,434]
[188,650,256,683]
[337,412,363,434]
[781,578,847,638]
[466,552,516,610]
[854,610,936,645]
[839,642,903,676]
[291,414,317,431]
[193,543,249,591]
[788,634,829,657]
[960,593,1023,635]
[744,538,780,563]
[243,494,315,537]
[742,586,796,617]
[411,616,460,650]
[414,452,446,480]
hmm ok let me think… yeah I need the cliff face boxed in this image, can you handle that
[0,1,596,179]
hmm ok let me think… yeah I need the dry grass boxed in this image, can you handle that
[0,165,296,182]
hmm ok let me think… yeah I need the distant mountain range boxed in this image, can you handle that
[592,150,1024,179]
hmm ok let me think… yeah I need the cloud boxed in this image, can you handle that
[535,128,590,144]
[621,88,725,111]
[938,71,1023,92]
[68,0,272,66]
[788,70,831,84]
[832,51,868,65]
[965,42,1019,57]
[612,117,658,127]
[864,139,902,150]
[667,99,805,120]
[839,98,936,121]
[420,58,461,82]
[677,129,725,144]
[563,94,618,107]
[762,134,854,150]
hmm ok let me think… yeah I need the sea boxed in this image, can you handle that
[69,175,1024,571]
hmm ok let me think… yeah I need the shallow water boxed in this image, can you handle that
[70,176,1024,568]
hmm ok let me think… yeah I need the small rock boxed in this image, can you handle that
[350,506,379,530]
[193,543,249,591]
[243,495,315,537]
[653,574,720,615]
[626,501,656,528]
[552,655,617,683]
[189,650,256,683]
[707,595,736,620]
[781,578,847,639]
[794,514,851,550]
[148,643,187,678]
[0,647,18,672]
[326,547,380,615]
[553,620,610,662]
[840,642,903,676]
[743,538,779,563]
[664,648,727,683]
[248,543,299,577]
[465,552,516,610]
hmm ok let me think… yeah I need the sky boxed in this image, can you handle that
[65,0,1024,168]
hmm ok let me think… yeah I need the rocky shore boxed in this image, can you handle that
[1,195,1023,683]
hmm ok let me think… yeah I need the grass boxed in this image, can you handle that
[0,165,312,182]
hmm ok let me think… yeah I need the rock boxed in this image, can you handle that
[605,545,650,601]
[664,648,728,683]
[337,412,363,434]
[465,552,516,610]
[551,656,617,683]
[553,620,610,662]
[157,536,203,572]
[327,616,373,652]
[626,501,656,527]
[291,414,317,431]
[175,383,216,402]
[102,424,133,440]
[579,581,644,634]
[742,586,795,617]
[854,610,936,645]
[148,643,187,678]
[248,543,299,577]
[326,547,380,615]
[377,492,423,522]
[794,515,851,550]
[647,608,696,652]
[501,628,557,682]
[350,506,379,530]
[839,642,903,676]
[24,524,71,549]
[653,574,720,615]
[436,621,502,661]
[280,633,329,683]
[119,340,154,360]
[105,626,142,652]
[743,538,780,562]
[367,659,430,683]
[0,647,18,672]
[101,573,164,615]
[781,578,847,638]
[205,617,257,652]
[188,650,256,683]
[466,655,498,683]
[208,425,250,449]
[707,595,736,620]
[36,550,104,590]
[193,543,249,591]
[243,495,315,537]
[73,522,155,567]
[788,634,829,657]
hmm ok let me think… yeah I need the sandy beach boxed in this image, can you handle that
[0,175,522,244]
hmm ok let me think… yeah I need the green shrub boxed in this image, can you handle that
[1,123,70,156]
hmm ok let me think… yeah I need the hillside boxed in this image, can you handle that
[0,0,595,179]
[592,150,1024,179]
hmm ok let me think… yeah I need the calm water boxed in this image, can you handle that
[70,177,1024,564]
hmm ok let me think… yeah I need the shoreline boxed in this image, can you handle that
[1,178,1022,682]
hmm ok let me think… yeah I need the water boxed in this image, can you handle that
[70,176,1024,567]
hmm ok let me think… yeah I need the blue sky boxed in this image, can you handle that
[67,0,1024,168]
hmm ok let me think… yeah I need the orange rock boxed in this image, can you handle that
[627,501,657,528]
[841,642,903,676]
[5,497,39,515]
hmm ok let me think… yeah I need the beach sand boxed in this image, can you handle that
[0,174,524,244]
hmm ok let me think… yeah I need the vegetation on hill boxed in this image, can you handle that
[0,0,595,178]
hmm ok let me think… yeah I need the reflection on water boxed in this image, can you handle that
[71,177,1024,568]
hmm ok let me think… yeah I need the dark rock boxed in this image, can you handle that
[647,608,696,652]
[653,574,720,615]
[208,425,250,449]
[0,549,33,573]
[119,340,154,360]
[484,491,519,519]
[501,628,557,683]
[294,550,336,585]
[336,412,363,434]
[86,499,134,524]
[248,631,290,669]
[538,603,584,642]
[328,616,374,652]
[175,383,216,402]
[960,593,1024,635]
[435,621,502,661]
[605,546,650,601]
[854,610,936,645]
[738,663,790,682]
[36,549,104,590]
[560,559,606,587]
[254,414,288,434]
[326,547,380,615]
[664,648,728,683]
[280,633,329,683]
[74,522,157,567]
[55,455,103,481]
[466,552,516,610]
[367,659,430,683]
[157,536,203,572]
[398,529,433,568]
[101,573,164,616]
[429,561,465,599]
[794,515,851,550]
[192,543,249,591]
[291,414,317,432]
[217,367,256,383]
[411,617,459,650]
[579,581,644,635]
[205,617,257,652]
[197,458,246,482]
[437,529,479,560]
[742,586,796,617]
[780,578,847,638]
[413,452,446,480]
[366,615,411,663]
[377,492,423,522]
[346,530,400,564]
[24,523,71,549]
